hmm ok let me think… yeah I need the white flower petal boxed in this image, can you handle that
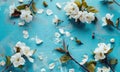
[46,9,53,16]
[49,63,55,70]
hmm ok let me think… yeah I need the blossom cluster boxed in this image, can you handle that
[94,43,111,61]
[64,2,95,24]
[10,41,34,67]
[9,4,33,25]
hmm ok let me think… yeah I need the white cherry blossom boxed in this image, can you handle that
[20,10,33,23]
[10,53,25,67]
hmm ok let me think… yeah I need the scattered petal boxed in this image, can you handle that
[69,68,75,72]
[41,68,46,72]
[55,32,61,38]
[37,9,44,14]
[56,3,62,9]
[49,63,55,70]
[46,9,53,16]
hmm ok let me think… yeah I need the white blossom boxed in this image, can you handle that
[64,2,79,19]
[85,12,95,23]
[102,13,114,26]
[22,46,34,63]
[20,10,33,23]
[10,53,25,67]
[94,43,111,61]
[94,51,106,61]
[79,11,87,23]
[14,41,34,63]
[97,66,110,72]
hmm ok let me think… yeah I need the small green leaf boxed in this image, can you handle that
[86,61,96,72]
[106,48,113,54]
[55,48,65,53]
[31,2,37,13]
[109,59,118,65]
[87,6,98,13]
[81,1,88,10]
[43,1,48,7]
[17,4,28,10]
[60,54,71,63]
[6,56,11,66]
[74,0,81,8]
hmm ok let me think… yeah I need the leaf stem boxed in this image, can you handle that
[105,56,115,72]
[66,52,89,72]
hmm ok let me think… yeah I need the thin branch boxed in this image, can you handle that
[2,64,12,72]
[105,56,115,72]
[113,0,120,6]
[66,51,89,72]
[28,0,34,7]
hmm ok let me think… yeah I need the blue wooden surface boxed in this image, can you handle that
[0,0,120,72]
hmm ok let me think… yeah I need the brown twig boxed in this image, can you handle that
[66,51,89,72]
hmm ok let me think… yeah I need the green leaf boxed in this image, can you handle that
[109,59,118,65]
[86,61,96,72]
[60,54,71,63]
[55,48,65,53]
[87,6,98,13]
[6,56,11,66]
[43,1,48,7]
[31,2,37,13]
[74,0,81,8]
[17,4,28,10]
[81,0,88,10]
